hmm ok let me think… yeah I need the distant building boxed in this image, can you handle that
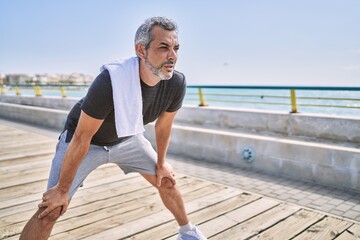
[5,74,34,85]
[83,74,93,84]
[0,73,4,84]
[3,73,93,85]
[61,73,93,85]
[34,74,49,84]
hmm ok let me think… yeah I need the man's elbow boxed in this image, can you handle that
[72,130,92,146]
[155,123,173,133]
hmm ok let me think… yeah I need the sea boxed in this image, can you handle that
[3,87,360,117]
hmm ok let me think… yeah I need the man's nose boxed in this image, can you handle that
[167,49,177,61]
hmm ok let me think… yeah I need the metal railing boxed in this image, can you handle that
[186,85,360,115]
[1,84,360,116]
[0,84,89,98]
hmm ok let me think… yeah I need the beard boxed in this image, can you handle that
[144,57,174,80]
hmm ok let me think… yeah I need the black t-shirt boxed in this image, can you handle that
[64,69,186,146]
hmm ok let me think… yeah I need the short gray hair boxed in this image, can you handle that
[135,17,178,50]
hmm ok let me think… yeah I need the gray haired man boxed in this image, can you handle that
[20,17,206,240]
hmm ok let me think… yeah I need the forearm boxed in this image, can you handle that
[155,125,171,166]
[155,111,177,167]
[57,135,90,193]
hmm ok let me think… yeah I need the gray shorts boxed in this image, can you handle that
[47,130,157,197]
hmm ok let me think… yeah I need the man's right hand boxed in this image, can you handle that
[156,161,176,187]
[37,185,70,219]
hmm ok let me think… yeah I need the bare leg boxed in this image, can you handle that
[141,173,189,226]
[19,206,62,240]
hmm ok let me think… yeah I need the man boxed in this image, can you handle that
[20,17,207,240]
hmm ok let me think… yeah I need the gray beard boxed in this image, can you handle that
[144,58,173,80]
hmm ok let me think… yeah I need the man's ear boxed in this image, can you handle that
[135,44,146,59]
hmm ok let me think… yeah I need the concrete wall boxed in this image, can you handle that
[144,124,360,192]
[0,95,78,111]
[175,105,360,144]
[1,96,360,192]
[0,102,67,130]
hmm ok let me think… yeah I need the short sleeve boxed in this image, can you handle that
[166,73,187,112]
[81,70,114,119]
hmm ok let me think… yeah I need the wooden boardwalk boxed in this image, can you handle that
[0,124,360,240]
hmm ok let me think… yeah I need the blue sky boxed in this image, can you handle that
[0,0,359,86]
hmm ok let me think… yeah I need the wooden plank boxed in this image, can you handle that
[0,128,48,137]
[0,159,121,190]
[128,193,259,240]
[49,180,212,239]
[0,136,54,148]
[0,137,53,148]
[0,180,47,201]
[249,209,325,239]
[0,127,50,136]
[0,130,49,138]
[0,125,14,130]
[0,176,201,236]
[0,226,20,240]
[71,188,240,240]
[0,153,54,168]
[65,177,206,217]
[0,129,56,142]
[0,167,136,219]
[335,229,359,240]
[292,216,353,239]
[204,198,281,239]
[224,197,280,223]
[0,158,50,174]
[0,129,31,139]
[0,163,118,202]
[48,181,225,239]
[0,142,55,155]
[0,167,50,189]
[348,223,360,238]
[0,126,50,136]
[210,203,300,240]
[0,160,51,181]
[0,175,154,235]
[1,184,157,239]
[0,148,55,162]
[0,181,210,239]
[0,165,51,183]
[0,181,153,236]
[0,172,143,211]
[51,205,155,240]
[0,171,142,219]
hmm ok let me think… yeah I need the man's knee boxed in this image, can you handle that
[39,207,62,223]
[158,177,175,191]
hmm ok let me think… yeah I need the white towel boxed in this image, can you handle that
[100,57,145,137]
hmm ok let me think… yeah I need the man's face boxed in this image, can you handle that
[144,26,179,80]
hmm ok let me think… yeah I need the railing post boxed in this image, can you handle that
[290,89,297,113]
[60,86,67,98]
[15,85,21,96]
[34,85,42,97]
[198,88,208,107]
